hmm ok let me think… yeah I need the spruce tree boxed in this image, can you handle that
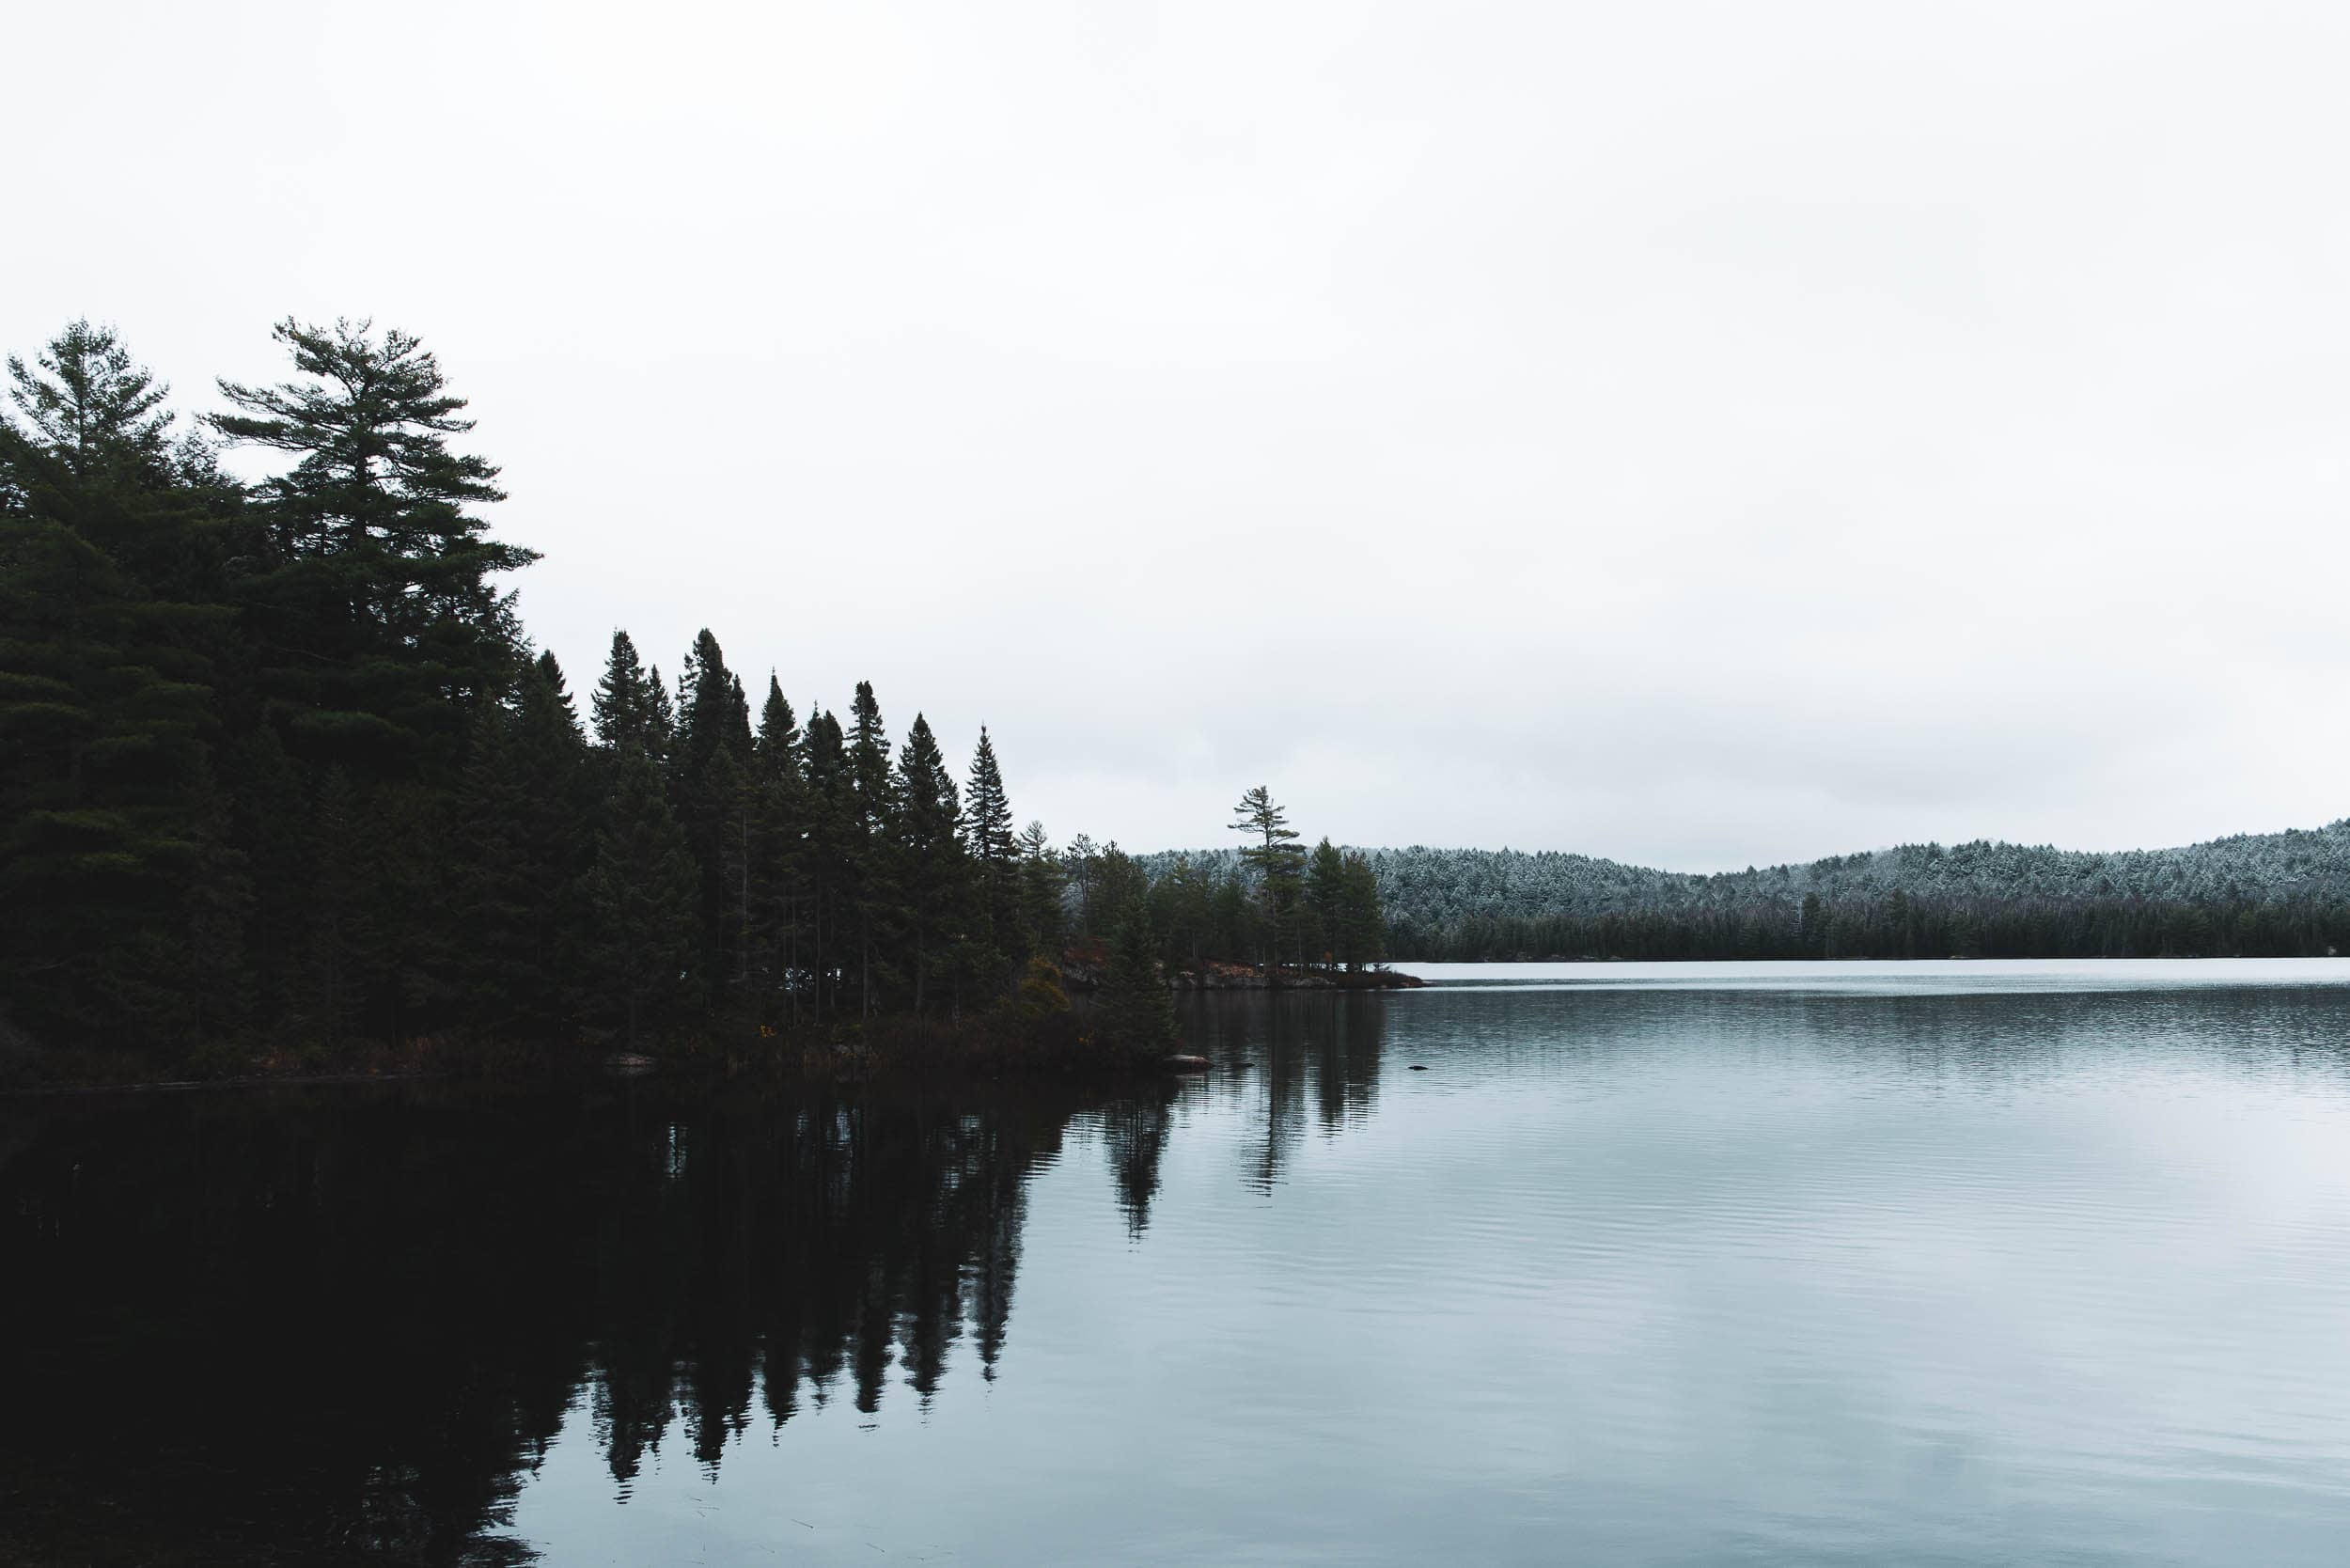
[534,648,572,708]
[755,677,800,762]
[358,778,462,1042]
[800,708,850,1020]
[453,660,592,1036]
[845,682,897,1017]
[582,745,699,1046]
[1336,851,1385,971]
[451,701,535,1027]
[1066,834,1101,939]
[1016,821,1066,955]
[591,630,660,756]
[1306,838,1347,972]
[222,723,307,1030]
[964,728,1017,862]
[647,666,677,761]
[748,676,804,1023]
[895,714,969,1014]
[708,742,754,1000]
[1099,895,1178,1052]
[675,630,753,783]
[506,656,594,1013]
[963,727,1022,983]
[1158,855,1215,974]
[0,325,236,1047]
[671,630,754,993]
[303,768,367,1040]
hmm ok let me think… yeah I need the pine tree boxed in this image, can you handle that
[1230,786,1305,975]
[211,319,533,780]
[582,745,699,1046]
[1,321,232,601]
[6,320,173,479]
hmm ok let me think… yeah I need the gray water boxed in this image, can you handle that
[12,959,2350,1564]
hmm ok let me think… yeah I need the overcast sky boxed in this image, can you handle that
[12,2,2350,870]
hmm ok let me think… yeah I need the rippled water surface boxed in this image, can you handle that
[11,960,2350,1564]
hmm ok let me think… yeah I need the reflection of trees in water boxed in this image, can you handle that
[1177,992,1390,1194]
[1098,1082,1179,1236]
[0,1083,1107,1565]
[582,1096,1061,1488]
[0,996,1406,1564]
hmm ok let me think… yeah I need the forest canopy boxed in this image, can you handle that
[0,319,1380,1068]
[0,319,1098,1060]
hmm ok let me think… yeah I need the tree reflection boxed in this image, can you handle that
[0,996,1403,1564]
[1179,992,1391,1194]
[0,1081,1116,1564]
[1100,1082,1179,1235]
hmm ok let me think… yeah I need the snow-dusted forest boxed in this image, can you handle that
[1136,822,2350,961]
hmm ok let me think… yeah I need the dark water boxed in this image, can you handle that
[10,961,2350,1565]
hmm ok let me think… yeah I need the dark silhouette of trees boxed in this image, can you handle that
[1230,785,1306,972]
[1099,895,1180,1050]
[0,316,1092,1062]
[0,1078,1162,1563]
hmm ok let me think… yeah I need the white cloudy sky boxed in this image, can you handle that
[12,2,2350,870]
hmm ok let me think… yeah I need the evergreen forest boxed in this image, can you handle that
[0,319,1385,1074]
[1140,829,2350,963]
[8,315,2341,1080]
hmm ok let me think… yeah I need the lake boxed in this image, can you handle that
[9,959,2350,1564]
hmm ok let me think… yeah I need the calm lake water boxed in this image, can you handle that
[11,959,2350,1564]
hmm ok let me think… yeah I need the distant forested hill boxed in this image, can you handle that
[1136,823,2350,961]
